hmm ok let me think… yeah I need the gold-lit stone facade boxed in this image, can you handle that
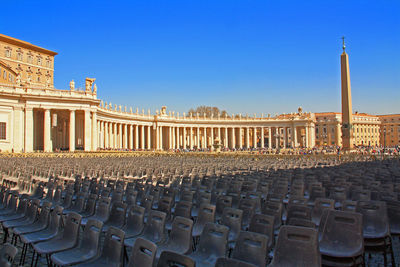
[378,114,400,147]
[0,34,57,88]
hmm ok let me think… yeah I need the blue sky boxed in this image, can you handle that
[1,0,399,115]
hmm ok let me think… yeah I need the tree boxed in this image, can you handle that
[187,106,229,118]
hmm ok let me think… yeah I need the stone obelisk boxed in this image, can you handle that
[340,37,354,150]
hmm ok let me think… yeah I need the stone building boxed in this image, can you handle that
[378,114,400,147]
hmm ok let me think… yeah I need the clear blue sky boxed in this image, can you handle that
[1,0,399,115]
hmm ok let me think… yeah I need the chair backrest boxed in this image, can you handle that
[157,251,195,267]
[62,212,82,243]
[197,223,229,258]
[0,243,18,267]
[127,237,157,267]
[95,197,111,220]
[196,203,215,226]
[221,207,243,241]
[125,191,138,207]
[169,216,193,253]
[386,200,400,235]
[15,198,28,215]
[111,190,123,204]
[174,201,192,218]
[83,194,98,214]
[286,203,312,222]
[5,192,18,211]
[25,199,40,221]
[48,205,64,234]
[80,219,103,254]
[52,186,63,203]
[249,213,274,248]
[143,210,166,243]
[271,225,320,267]
[157,196,173,218]
[37,201,52,226]
[62,192,73,207]
[318,210,363,257]
[232,231,268,267]
[238,198,256,227]
[312,198,335,224]
[216,195,233,216]
[356,200,389,238]
[99,226,125,266]
[108,202,127,225]
[141,195,154,214]
[124,205,145,235]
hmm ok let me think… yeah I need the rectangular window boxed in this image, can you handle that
[0,122,6,140]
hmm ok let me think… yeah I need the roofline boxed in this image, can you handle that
[0,34,58,56]
[376,114,400,117]
[0,60,17,76]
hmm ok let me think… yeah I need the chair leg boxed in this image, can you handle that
[31,250,36,267]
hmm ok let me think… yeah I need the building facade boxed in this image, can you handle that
[315,112,381,147]
[378,114,400,147]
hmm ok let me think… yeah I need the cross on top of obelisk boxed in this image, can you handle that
[341,36,346,52]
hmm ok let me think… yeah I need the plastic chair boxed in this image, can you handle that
[51,219,104,266]
[127,237,157,267]
[286,203,312,223]
[81,196,111,225]
[216,196,233,220]
[122,205,145,239]
[238,198,256,230]
[124,210,166,247]
[248,213,275,250]
[18,206,64,265]
[262,201,283,230]
[74,226,125,267]
[387,200,400,236]
[356,200,395,266]
[318,210,364,267]
[157,251,196,267]
[189,223,229,266]
[270,225,320,267]
[192,204,216,238]
[214,257,257,267]
[220,207,243,244]
[174,200,193,219]
[0,191,18,215]
[156,216,193,259]
[231,231,268,267]
[0,198,28,223]
[13,201,52,236]
[103,202,127,231]
[32,212,82,266]
[0,243,18,267]
[311,198,334,226]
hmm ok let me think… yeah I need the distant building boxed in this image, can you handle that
[378,114,400,147]
[0,34,57,88]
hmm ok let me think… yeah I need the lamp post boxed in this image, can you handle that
[383,127,386,155]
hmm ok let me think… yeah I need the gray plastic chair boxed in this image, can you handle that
[270,225,320,267]
[81,196,111,225]
[189,223,229,266]
[64,192,87,214]
[262,201,283,230]
[74,226,125,267]
[248,213,274,250]
[51,219,104,266]
[318,210,364,267]
[286,203,312,223]
[124,210,166,247]
[18,206,64,266]
[231,231,269,267]
[0,191,18,215]
[0,243,18,267]
[220,207,243,243]
[157,251,196,267]
[216,195,233,220]
[174,200,193,219]
[122,205,145,239]
[127,237,157,267]
[79,193,98,218]
[32,212,82,267]
[156,216,193,259]
[0,198,28,222]
[13,201,52,235]
[103,202,127,231]
[311,198,334,226]
[192,204,216,238]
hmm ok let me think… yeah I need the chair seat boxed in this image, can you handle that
[0,213,25,223]
[319,241,363,258]
[51,248,98,266]
[74,258,120,267]
[33,238,75,254]
[20,230,59,244]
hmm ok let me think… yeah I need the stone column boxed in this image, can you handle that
[122,124,127,149]
[275,127,279,148]
[210,127,214,149]
[68,110,75,152]
[253,127,257,148]
[113,123,117,149]
[283,127,286,148]
[245,127,250,149]
[43,109,52,152]
[24,108,34,152]
[197,127,200,148]
[159,126,163,150]
[232,127,236,149]
[104,122,108,148]
[135,124,139,149]
[305,125,309,148]
[91,112,97,150]
[147,126,151,149]
[311,124,316,148]
[128,125,133,149]
[141,125,145,149]
[83,110,91,151]
[268,127,272,148]
[172,127,175,149]
[190,127,193,149]
[224,127,228,148]
[168,126,172,149]
[261,127,264,148]
[183,127,186,149]
[293,126,297,148]
[117,123,121,149]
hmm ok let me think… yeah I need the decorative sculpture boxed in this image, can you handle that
[69,80,75,91]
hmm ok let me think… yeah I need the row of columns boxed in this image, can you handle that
[23,108,315,152]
